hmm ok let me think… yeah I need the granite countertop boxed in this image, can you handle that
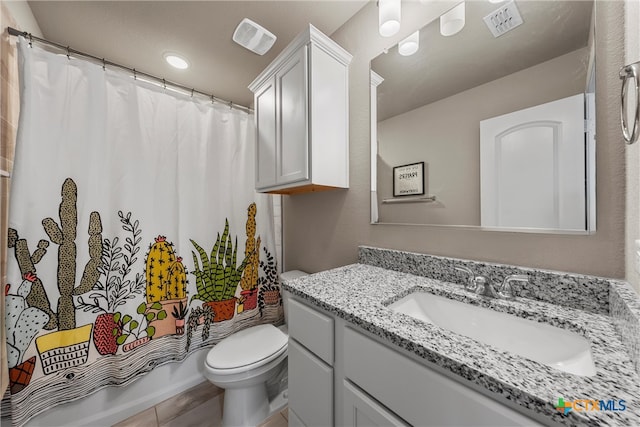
[282,263,640,427]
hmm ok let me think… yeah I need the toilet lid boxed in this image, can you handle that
[206,324,288,370]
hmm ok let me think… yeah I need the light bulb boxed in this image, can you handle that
[440,2,465,37]
[379,0,401,37]
[398,31,419,56]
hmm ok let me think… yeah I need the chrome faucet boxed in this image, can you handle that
[473,275,500,298]
[498,274,530,299]
[455,267,529,300]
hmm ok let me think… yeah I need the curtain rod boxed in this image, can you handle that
[7,27,253,114]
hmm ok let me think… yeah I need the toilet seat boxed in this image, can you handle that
[206,324,288,375]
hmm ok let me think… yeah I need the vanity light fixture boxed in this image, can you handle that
[164,53,189,70]
[440,2,466,37]
[398,31,419,56]
[379,0,401,37]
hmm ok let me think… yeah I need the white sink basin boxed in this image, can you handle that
[388,292,596,376]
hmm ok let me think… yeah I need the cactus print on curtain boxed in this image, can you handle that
[2,40,283,426]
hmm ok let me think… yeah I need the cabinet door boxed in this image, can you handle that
[276,46,309,185]
[289,338,333,427]
[288,408,306,427]
[343,381,409,427]
[255,78,277,189]
[344,327,542,426]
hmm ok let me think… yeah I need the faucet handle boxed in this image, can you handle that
[498,275,529,299]
[455,266,476,292]
[473,276,489,296]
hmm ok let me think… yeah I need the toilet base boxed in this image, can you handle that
[222,383,268,427]
[221,386,289,427]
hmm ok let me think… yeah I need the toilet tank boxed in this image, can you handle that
[280,270,308,324]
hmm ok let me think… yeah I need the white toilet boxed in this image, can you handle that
[203,270,308,427]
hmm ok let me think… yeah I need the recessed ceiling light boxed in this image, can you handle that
[164,53,189,70]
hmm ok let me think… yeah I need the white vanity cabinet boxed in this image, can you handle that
[286,296,544,427]
[249,25,352,195]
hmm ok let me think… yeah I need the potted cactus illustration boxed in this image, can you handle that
[172,300,189,335]
[7,228,52,328]
[5,273,50,393]
[190,218,250,322]
[144,236,188,338]
[32,178,102,375]
[113,301,166,352]
[76,211,145,355]
[258,247,282,317]
[239,203,260,313]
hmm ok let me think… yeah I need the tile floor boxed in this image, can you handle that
[112,381,288,427]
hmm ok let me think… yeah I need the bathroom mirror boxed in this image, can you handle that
[370,0,596,233]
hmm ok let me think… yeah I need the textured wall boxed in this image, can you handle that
[283,0,626,279]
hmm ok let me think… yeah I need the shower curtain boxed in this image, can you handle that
[3,39,283,426]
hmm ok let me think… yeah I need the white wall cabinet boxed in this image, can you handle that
[249,25,352,195]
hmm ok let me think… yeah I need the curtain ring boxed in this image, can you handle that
[133,68,137,80]
[28,33,33,48]
[102,58,106,71]
[162,78,166,89]
[211,95,214,104]
[66,46,70,60]
[228,101,233,110]
[190,89,194,98]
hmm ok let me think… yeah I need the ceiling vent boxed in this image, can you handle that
[232,18,277,55]
[483,1,524,38]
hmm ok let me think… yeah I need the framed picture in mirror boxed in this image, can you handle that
[393,162,425,197]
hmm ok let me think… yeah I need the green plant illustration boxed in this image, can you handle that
[112,302,167,345]
[172,299,189,320]
[7,228,53,328]
[190,219,250,303]
[77,211,145,314]
[258,247,281,317]
[29,178,103,331]
[185,304,215,351]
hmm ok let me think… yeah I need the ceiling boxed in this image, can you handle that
[27,1,369,109]
[372,1,594,121]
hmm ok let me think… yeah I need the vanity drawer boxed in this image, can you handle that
[343,327,540,427]
[288,298,334,364]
